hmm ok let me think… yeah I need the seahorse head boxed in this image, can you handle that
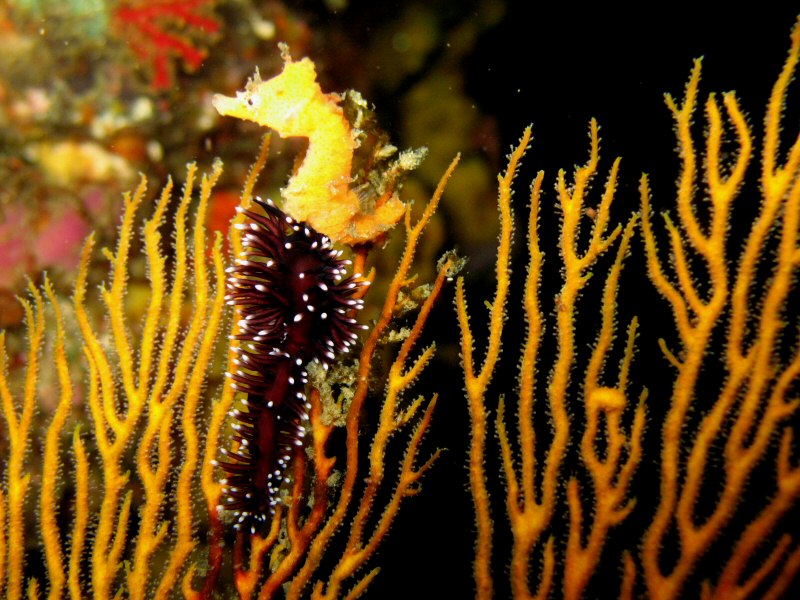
[212,55,331,137]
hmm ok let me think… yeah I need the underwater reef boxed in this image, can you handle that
[0,3,799,599]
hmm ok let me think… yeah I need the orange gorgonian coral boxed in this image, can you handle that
[1,16,799,600]
[458,16,800,600]
[0,49,453,599]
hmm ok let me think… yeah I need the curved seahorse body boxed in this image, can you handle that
[212,54,406,244]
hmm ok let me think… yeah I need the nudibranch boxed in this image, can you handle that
[216,197,368,531]
[212,50,406,245]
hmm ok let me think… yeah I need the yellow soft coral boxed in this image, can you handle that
[212,50,406,245]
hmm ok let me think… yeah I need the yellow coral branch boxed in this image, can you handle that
[136,177,173,396]
[157,172,227,597]
[289,154,459,595]
[103,180,147,416]
[457,126,529,600]
[641,18,800,599]
[516,171,545,512]
[318,254,454,599]
[68,428,88,600]
[40,277,72,600]
[1,285,45,600]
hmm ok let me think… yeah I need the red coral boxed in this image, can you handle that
[114,0,220,90]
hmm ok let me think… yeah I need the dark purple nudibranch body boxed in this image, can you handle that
[215,197,367,533]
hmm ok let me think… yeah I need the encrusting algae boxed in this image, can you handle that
[1,16,800,600]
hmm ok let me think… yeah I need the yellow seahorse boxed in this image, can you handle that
[212,50,406,245]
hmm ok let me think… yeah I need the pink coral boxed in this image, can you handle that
[33,209,90,271]
[0,211,31,290]
[0,205,90,291]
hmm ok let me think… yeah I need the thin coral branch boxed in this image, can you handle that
[68,428,89,600]
[0,284,44,600]
[564,214,643,600]
[316,255,454,599]
[157,168,227,597]
[641,18,800,600]
[40,277,72,600]
[458,126,529,600]
[289,155,459,598]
